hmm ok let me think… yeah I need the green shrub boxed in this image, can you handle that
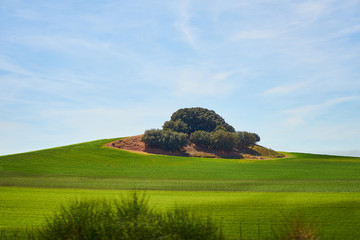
[39,199,115,240]
[0,198,320,240]
[141,129,163,148]
[142,129,189,151]
[112,193,163,240]
[191,130,238,151]
[190,131,213,149]
[253,133,261,143]
[37,193,225,240]
[163,119,189,133]
[211,130,237,151]
[163,208,224,240]
[0,229,39,240]
[236,131,259,148]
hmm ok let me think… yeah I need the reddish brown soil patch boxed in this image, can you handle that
[106,135,146,152]
[106,135,188,156]
[106,135,253,159]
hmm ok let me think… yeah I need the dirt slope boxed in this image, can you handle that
[106,135,284,159]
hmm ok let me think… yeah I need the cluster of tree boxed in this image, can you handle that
[190,130,260,151]
[142,107,260,152]
[142,129,189,151]
[163,107,235,134]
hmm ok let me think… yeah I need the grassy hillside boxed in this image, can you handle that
[1,138,360,180]
[2,187,360,239]
[1,138,360,239]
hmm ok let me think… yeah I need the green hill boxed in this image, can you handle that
[0,139,360,188]
[1,137,360,191]
[1,138,360,239]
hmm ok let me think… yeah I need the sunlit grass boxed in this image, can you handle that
[1,138,360,239]
[1,187,360,239]
[1,138,359,181]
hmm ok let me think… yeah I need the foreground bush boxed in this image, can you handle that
[39,199,115,240]
[142,129,189,151]
[37,193,225,240]
[0,198,321,240]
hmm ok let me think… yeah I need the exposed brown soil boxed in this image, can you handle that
[105,135,184,156]
[106,135,270,159]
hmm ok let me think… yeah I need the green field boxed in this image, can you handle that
[1,138,360,239]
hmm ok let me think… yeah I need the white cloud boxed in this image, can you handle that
[262,81,309,96]
[0,58,108,106]
[9,35,111,53]
[283,96,360,127]
[334,25,360,38]
[173,0,197,48]
[0,56,34,76]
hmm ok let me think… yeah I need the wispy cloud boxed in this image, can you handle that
[1,0,360,156]
[283,96,360,127]
[9,35,111,53]
[0,56,34,76]
[261,81,309,96]
[173,0,197,48]
[334,25,360,38]
[0,56,107,106]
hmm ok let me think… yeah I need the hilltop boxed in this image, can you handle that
[135,107,285,159]
[107,135,285,159]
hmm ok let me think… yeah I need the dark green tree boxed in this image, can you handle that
[163,119,188,133]
[236,131,259,148]
[142,107,260,152]
[167,107,235,134]
[211,130,237,151]
[142,129,189,151]
[253,133,261,142]
[190,130,213,149]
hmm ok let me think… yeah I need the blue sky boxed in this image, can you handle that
[1,0,360,156]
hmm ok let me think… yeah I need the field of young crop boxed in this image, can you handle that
[1,187,360,239]
[1,138,360,239]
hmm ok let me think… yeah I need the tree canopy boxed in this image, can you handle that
[142,129,189,151]
[143,107,260,152]
[163,107,235,134]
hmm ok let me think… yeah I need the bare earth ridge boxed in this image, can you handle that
[105,135,279,159]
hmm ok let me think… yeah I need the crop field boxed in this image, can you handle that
[1,138,360,239]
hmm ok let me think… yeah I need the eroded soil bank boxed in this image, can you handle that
[106,135,280,159]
